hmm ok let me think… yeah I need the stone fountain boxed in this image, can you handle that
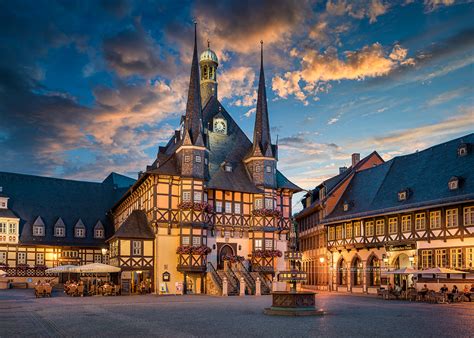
[264,224,324,316]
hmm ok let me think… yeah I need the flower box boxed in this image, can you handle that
[252,208,282,217]
[178,202,214,213]
[176,245,212,255]
[252,249,282,258]
[222,255,245,263]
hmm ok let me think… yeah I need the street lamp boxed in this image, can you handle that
[319,256,325,264]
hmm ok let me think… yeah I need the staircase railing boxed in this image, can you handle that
[259,272,273,292]
[237,261,256,292]
[207,262,222,292]
[227,266,240,291]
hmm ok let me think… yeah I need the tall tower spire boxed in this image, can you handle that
[183,21,204,147]
[252,40,272,157]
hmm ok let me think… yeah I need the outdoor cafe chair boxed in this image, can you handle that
[76,284,84,297]
[113,285,121,296]
[34,285,44,298]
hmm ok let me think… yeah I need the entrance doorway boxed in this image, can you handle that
[217,244,235,269]
[393,253,410,290]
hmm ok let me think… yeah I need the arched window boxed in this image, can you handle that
[338,258,347,285]
[368,255,381,286]
[203,65,208,79]
[352,256,363,286]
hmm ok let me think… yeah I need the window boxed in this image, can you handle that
[36,253,44,265]
[215,201,222,213]
[415,213,426,230]
[328,227,335,241]
[181,236,190,245]
[55,226,65,237]
[75,224,85,238]
[375,220,384,235]
[225,202,232,213]
[17,252,26,264]
[266,165,272,173]
[343,202,349,212]
[345,222,353,239]
[192,236,201,246]
[435,249,447,268]
[457,143,468,157]
[353,222,361,237]
[464,207,474,226]
[0,223,6,234]
[132,241,142,256]
[33,225,45,236]
[0,252,6,264]
[388,218,398,234]
[398,191,407,201]
[182,191,191,202]
[448,177,459,190]
[265,239,273,249]
[446,209,458,228]
[430,211,441,229]
[368,256,380,286]
[184,155,191,163]
[254,199,263,209]
[365,221,374,236]
[234,203,241,214]
[336,226,342,240]
[467,248,474,269]
[94,254,102,263]
[224,164,232,172]
[450,248,462,269]
[265,198,273,209]
[319,186,326,201]
[254,239,263,250]
[421,250,432,269]
[193,191,202,202]
[94,228,104,239]
[8,223,15,234]
[255,165,261,173]
[195,155,202,163]
[401,215,411,232]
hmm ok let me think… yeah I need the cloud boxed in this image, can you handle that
[424,0,455,12]
[326,0,389,23]
[243,108,256,118]
[219,66,257,107]
[426,87,469,107]
[103,18,176,78]
[273,43,413,101]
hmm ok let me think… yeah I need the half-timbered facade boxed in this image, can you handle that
[0,172,134,287]
[111,28,300,294]
[297,134,474,293]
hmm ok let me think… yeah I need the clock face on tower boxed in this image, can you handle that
[213,118,227,134]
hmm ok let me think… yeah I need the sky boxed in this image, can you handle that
[0,0,473,206]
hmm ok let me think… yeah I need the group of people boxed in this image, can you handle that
[35,279,53,287]
[439,284,473,303]
[138,279,152,294]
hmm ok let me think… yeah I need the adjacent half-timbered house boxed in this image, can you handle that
[297,134,474,293]
[111,27,300,295]
[0,172,134,287]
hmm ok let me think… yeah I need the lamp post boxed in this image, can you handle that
[101,248,108,264]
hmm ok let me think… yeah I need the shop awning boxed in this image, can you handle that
[45,265,78,274]
[71,263,121,273]
[421,267,466,274]
[0,269,7,277]
[385,267,421,274]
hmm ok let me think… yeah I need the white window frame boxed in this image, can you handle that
[430,211,441,229]
[446,209,458,228]
[132,241,142,256]
[254,239,263,250]
[450,248,462,269]
[17,252,26,264]
[193,191,202,202]
[75,227,85,238]
[0,252,6,264]
[55,226,65,237]
[375,220,384,236]
[265,198,273,209]
[215,201,222,213]
[345,222,353,238]
[234,203,241,214]
[8,223,16,234]
[94,228,104,239]
[254,198,263,209]
[225,202,232,213]
[265,239,273,250]
[36,253,44,265]
[464,207,474,226]
[33,225,45,236]
[192,236,201,246]
[266,165,272,173]
[181,236,190,245]
[401,215,411,232]
[182,191,191,202]
[435,249,447,268]
[415,213,426,230]
[365,221,374,237]
[195,155,202,163]
[388,218,398,234]
[0,223,6,234]
[353,222,361,237]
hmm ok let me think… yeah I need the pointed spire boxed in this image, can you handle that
[252,40,272,157]
[183,20,204,146]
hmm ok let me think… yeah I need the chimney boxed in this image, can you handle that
[352,153,360,167]
[339,167,348,174]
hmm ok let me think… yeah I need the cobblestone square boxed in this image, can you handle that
[1,289,473,337]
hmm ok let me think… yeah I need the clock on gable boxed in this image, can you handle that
[213,118,227,135]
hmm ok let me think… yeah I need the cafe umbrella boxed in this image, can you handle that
[0,269,7,277]
[45,265,78,281]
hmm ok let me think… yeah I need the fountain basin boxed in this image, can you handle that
[263,291,325,316]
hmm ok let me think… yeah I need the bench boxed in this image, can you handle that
[11,282,28,289]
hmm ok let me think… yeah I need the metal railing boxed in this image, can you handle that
[207,262,222,289]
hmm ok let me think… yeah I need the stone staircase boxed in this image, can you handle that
[217,270,239,295]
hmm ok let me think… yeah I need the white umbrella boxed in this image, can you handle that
[421,267,465,274]
[71,263,120,273]
[0,269,7,277]
[385,267,421,274]
[45,265,77,274]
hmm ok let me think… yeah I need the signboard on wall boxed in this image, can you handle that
[162,271,170,282]
[175,282,183,295]
[121,280,131,295]
[121,271,131,279]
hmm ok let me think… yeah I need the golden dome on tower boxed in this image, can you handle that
[200,41,218,64]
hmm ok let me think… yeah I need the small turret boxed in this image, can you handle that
[199,40,218,107]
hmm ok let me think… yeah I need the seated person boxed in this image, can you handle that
[440,284,448,293]
[394,284,402,296]
[448,285,458,302]
[420,284,429,297]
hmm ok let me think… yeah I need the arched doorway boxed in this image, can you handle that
[337,258,347,286]
[218,244,234,269]
[367,255,381,287]
[351,256,363,286]
[393,253,410,289]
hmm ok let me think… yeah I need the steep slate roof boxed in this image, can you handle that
[325,133,474,222]
[108,210,154,240]
[0,171,134,247]
[0,208,18,218]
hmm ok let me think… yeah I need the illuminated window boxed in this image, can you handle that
[336,226,342,240]
[254,239,263,250]
[0,223,6,234]
[266,165,272,173]
[365,221,374,236]
[388,218,398,234]
[184,155,191,163]
[353,222,361,237]
[375,220,384,235]
[464,207,474,226]
[401,215,411,232]
[328,227,335,241]
[345,222,353,238]
[446,209,458,228]
[0,252,6,264]
[8,223,15,234]
[421,250,432,269]
[415,213,426,230]
[450,248,462,269]
[435,249,447,268]
[430,211,441,229]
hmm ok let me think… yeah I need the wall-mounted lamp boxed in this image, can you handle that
[212,244,216,250]
[319,257,325,264]
[238,245,242,251]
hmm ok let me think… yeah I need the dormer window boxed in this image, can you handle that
[457,143,468,157]
[266,165,272,173]
[343,201,350,212]
[195,155,202,163]
[74,220,86,238]
[32,216,45,237]
[94,221,105,239]
[319,186,326,201]
[224,164,232,172]
[398,189,409,201]
[54,218,66,237]
[448,177,459,190]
